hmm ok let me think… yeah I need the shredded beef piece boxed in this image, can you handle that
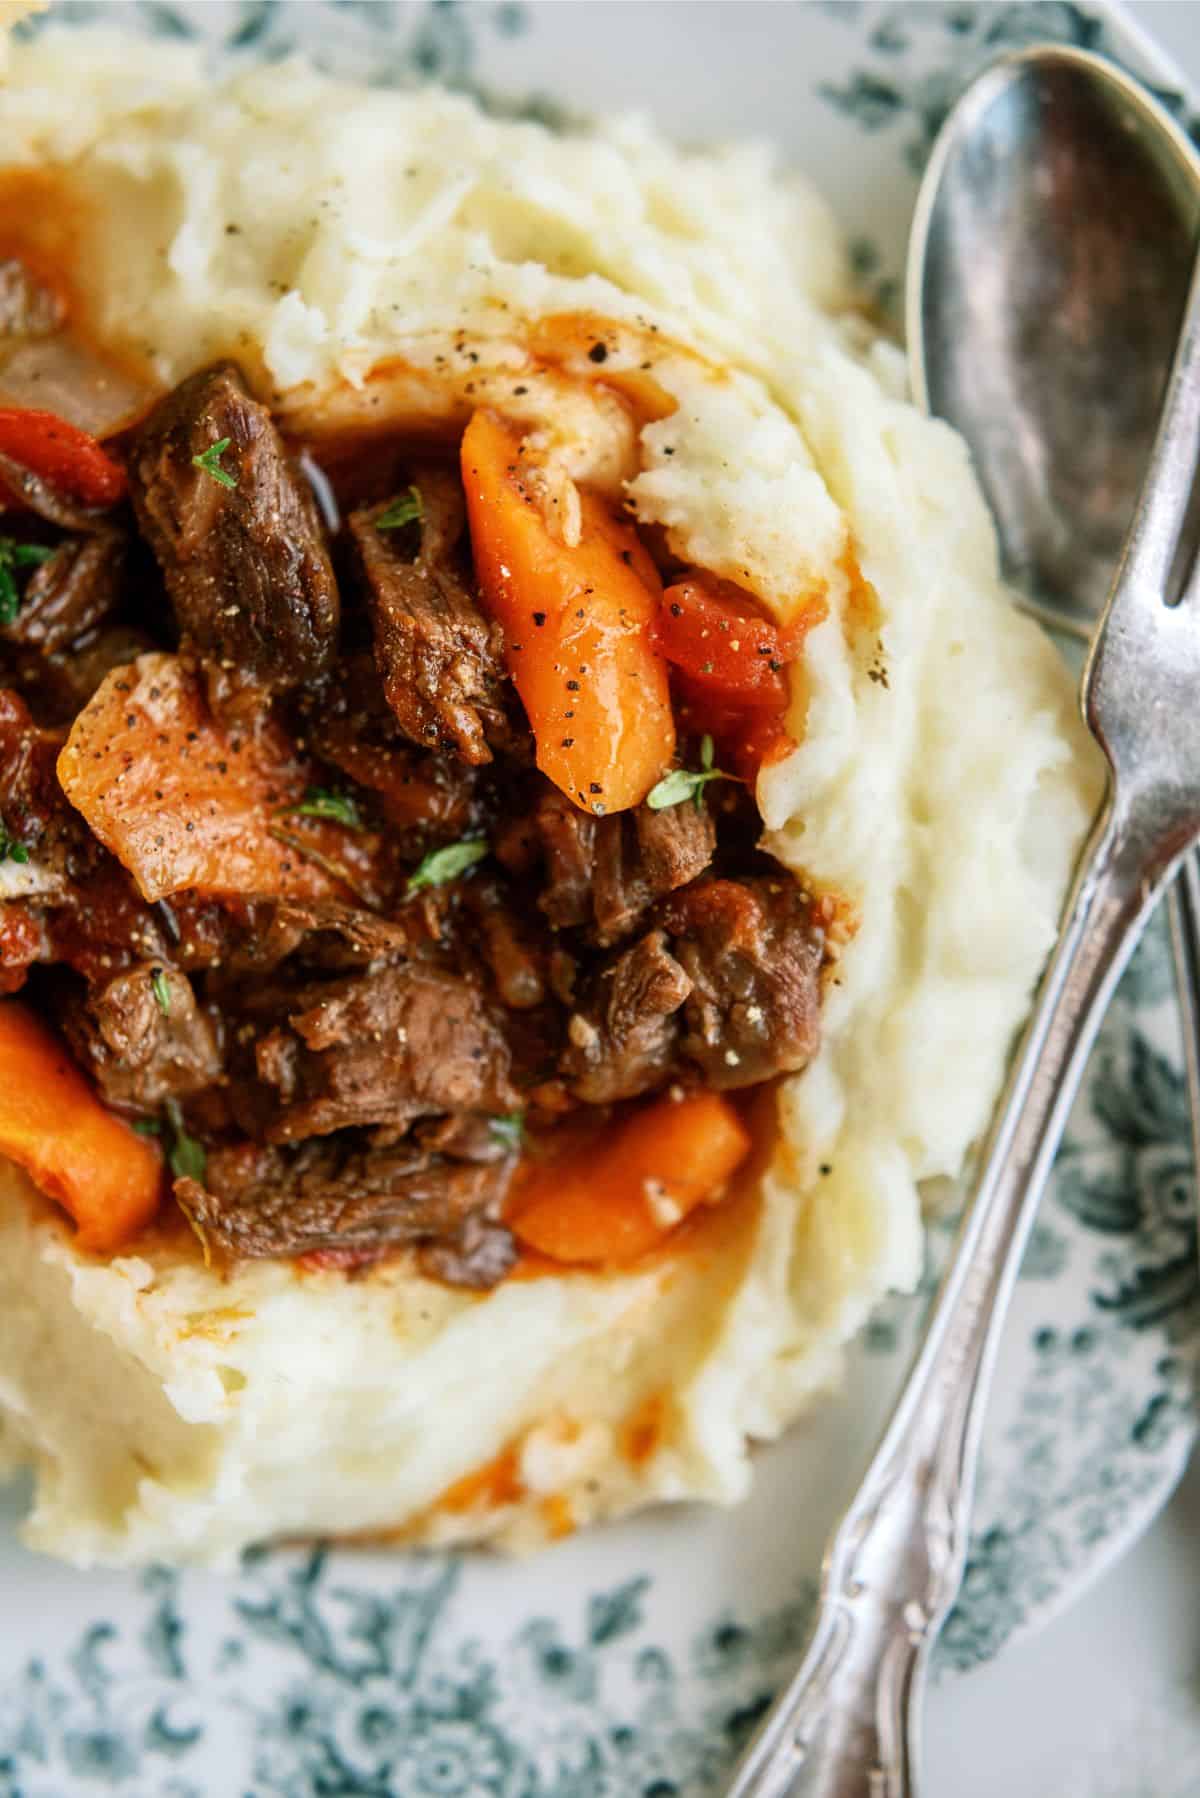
[526,782,713,943]
[58,960,222,1109]
[561,928,692,1103]
[175,1135,516,1284]
[0,904,45,995]
[533,785,596,928]
[419,1209,518,1289]
[592,801,715,945]
[0,687,100,884]
[352,469,514,765]
[416,1111,512,1162]
[247,961,520,1141]
[0,258,64,338]
[0,453,114,533]
[662,876,824,1088]
[301,652,479,839]
[220,898,410,977]
[6,624,155,727]
[2,533,125,654]
[466,879,546,1009]
[128,362,339,701]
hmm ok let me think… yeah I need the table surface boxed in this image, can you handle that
[923,6,1200,1791]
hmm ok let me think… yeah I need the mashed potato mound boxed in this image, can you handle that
[0,29,1103,1566]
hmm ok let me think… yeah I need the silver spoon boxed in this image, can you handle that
[908,44,1200,1165]
[726,44,1200,1798]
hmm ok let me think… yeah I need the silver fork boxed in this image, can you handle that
[724,256,1200,1798]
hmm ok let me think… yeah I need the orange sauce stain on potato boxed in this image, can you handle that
[438,1444,525,1514]
[840,543,882,639]
[540,1493,576,1540]
[622,1391,669,1467]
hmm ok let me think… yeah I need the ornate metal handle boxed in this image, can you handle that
[724,794,1178,1798]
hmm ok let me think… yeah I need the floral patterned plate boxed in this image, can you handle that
[1,4,1197,1794]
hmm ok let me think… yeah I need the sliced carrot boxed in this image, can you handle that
[0,999,162,1253]
[461,408,675,815]
[509,1090,751,1267]
[57,652,341,904]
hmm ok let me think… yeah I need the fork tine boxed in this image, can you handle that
[1113,248,1200,614]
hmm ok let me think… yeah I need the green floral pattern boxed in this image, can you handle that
[1,3,1198,1790]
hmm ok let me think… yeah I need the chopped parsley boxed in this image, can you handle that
[150,967,172,1016]
[646,735,735,812]
[375,486,423,531]
[165,1099,206,1183]
[0,536,54,627]
[192,436,237,491]
[0,824,29,866]
[279,786,364,831]
[489,1112,525,1153]
[406,836,488,894]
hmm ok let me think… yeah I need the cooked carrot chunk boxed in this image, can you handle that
[461,409,675,815]
[57,652,340,903]
[0,1000,162,1252]
[509,1089,751,1266]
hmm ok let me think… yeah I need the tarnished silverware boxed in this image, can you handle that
[727,46,1200,1798]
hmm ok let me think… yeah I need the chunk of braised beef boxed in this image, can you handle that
[592,800,715,945]
[242,961,521,1142]
[523,781,714,944]
[218,898,411,978]
[532,785,595,928]
[0,258,64,338]
[0,903,46,995]
[351,469,515,766]
[0,454,114,533]
[175,1133,517,1286]
[560,928,692,1104]
[0,687,101,883]
[2,533,125,653]
[128,362,339,701]
[300,653,479,842]
[661,876,824,1088]
[464,879,546,1009]
[419,1209,518,1289]
[6,624,156,727]
[57,960,223,1109]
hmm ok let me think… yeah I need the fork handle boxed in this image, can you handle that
[1166,856,1200,1204]
[725,799,1175,1798]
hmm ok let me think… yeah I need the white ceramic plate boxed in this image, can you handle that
[1,5,1197,1792]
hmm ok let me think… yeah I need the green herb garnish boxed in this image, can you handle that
[192,436,237,491]
[279,786,364,831]
[131,1118,162,1138]
[0,822,30,865]
[0,537,54,628]
[489,1112,525,1153]
[375,486,423,531]
[165,1098,207,1183]
[645,735,734,812]
[406,836,488,894]
[150,967,172,1016]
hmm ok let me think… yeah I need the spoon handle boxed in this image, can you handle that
[724,799,1168,1798]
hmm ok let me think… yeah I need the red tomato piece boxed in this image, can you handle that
[656,579,790,703]
[0,406,127,507]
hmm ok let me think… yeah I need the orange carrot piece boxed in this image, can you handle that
[57,652,340,903]
[461,408,675,815]
[510,1090,751,1266]
[0,1000,162,1252]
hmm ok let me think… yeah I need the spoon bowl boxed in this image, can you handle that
[908,48,1200,630]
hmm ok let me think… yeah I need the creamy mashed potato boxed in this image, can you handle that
[0,29,1103,1566]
